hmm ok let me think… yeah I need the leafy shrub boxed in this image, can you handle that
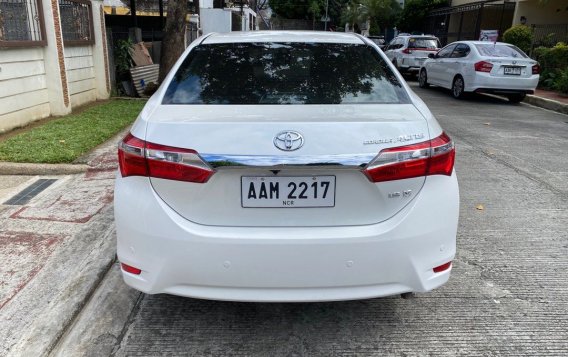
[538,70,557,89]
[115,39,133,81]
[533,42,568,90]
[503,25,533,53]
[533,42,568,71]
[553,68,568,95]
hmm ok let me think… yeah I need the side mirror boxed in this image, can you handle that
[428,53,436,59]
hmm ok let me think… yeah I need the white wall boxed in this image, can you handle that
[64,46,97,108]
[513,0,568,25]
[0,48,51,133]
[0,0,109,133]
[452,0,568,25]
[201,8,232,34]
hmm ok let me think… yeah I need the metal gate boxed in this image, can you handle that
[426,0,516,46]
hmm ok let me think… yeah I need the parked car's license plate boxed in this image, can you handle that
[242,176,335,208]
[504,66,522,75]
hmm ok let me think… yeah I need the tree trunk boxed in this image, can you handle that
[159,0,193,82]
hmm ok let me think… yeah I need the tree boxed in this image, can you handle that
[342,0,400,34]
[341,0,364,31]
[326,0,351,28]
[396,0,448,34]
[308,0,322,29]
[361,0,401,35]
[270,0,316,19]
[159,0,197,82]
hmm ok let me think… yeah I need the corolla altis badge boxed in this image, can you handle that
[363,133,425,145]
[274,131,304,151]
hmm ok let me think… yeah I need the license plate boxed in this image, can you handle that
[241,176,336,208]
[504,66,521,75]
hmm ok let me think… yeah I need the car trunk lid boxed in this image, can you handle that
[145,104,432,227]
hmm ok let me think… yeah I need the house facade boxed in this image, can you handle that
[0,0,110,133]
[451,0,568,26]
[426,0,568,45]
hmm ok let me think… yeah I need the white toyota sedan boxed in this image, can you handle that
[115,31,459,302]
[419,41,539,102]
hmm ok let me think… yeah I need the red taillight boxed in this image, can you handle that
[402,48,412,54]
[118,133,215,183]
[145,142,214,183]
[118,133,148,177]
[532,64,540,75]
[363,132,455,183]
[433,261,452,273]
[121,263,142,275]
[474,61,493,73]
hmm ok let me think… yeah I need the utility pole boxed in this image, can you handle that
[324,0,329,31]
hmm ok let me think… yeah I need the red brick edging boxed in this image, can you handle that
[50,0,69,107]
[100,6,111,93]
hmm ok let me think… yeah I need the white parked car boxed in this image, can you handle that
[115,31,459,302]
[418,41,540,102]
[384,35,441,75]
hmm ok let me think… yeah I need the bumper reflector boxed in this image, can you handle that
[433,261,452,273]
[121,263,142,275]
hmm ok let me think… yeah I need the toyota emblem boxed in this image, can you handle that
[273,131,304,151]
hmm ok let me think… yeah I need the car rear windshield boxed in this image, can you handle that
[162,42,410,105]
[475,44,528,58]
[408,38,439,49]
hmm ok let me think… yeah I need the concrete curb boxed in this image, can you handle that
[0,162,89,175]
[0,209,118,357]
[524,95,568,115]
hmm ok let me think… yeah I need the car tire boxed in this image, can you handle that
[451,75,465,99]
[418,69,429,88]
[507,93,526,103]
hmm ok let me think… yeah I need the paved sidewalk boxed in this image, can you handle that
[0,133,122,356]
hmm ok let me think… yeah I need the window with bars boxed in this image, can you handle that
[58,0,94,45]
[0,0,46,47]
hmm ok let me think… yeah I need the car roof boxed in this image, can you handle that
[453,41,511,46]
[202,31,365,45]
[396,35,438,38]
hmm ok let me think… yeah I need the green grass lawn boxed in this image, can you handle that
[0,99,146,164]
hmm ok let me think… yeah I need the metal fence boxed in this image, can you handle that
[59,0,94,45]
[530,23,568,52]
[0,0,46,47]
[426,0,515,46]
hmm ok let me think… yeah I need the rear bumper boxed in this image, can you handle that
[115,173,459,302]
[474,88,534,95]
[400,56,428,71]
[466,73,538,93]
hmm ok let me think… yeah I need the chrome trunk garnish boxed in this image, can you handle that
[200,153,377,168]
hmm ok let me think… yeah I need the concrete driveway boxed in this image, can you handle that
[2,83,567,356]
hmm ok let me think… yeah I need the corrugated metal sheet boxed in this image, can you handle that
[130,64,159,96]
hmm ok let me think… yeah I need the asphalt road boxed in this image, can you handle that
[53,83,568,356]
